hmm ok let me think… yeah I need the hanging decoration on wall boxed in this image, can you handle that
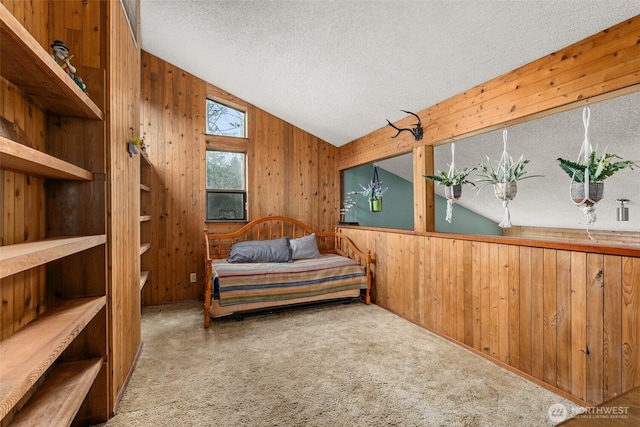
[476,129,542,228]
[385,110,423,141]
[359,163,388,212]
[423,143,476,223]
[556,106,639,237]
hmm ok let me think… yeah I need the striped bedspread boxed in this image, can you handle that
[212,254,367,307]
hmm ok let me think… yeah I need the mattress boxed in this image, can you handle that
[212,253,367,307]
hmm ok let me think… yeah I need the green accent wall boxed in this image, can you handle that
[343,164,501,236]
[343,164,414,229]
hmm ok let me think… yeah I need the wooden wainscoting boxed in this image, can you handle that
[340,227,640,406]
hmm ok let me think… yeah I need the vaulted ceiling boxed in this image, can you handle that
[140,1,640,233]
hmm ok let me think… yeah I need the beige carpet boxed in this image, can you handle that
[98,300,578,426]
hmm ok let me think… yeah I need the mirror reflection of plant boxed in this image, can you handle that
[557,151,638,182]
[423,167,476,187]
[475,155,542,187]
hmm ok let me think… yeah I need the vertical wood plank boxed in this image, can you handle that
[603,255,622,400]
[556,250,572,393]
[542,248,557,386]
[570,251,587,401]
[519,246,533,375]
[586,253,604,404]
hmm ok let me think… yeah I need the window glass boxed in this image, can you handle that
[206,99,246,138]
[206,151,247,220]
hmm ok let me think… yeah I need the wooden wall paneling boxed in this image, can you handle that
[570,251,587,401]
[508,245,520,368]
[518,246,532,375]
[586,253,604,405]
[603,255,623,400]
[440,237,450,336]
[142,52,341,305]
[479,241,490,357]
[542,248,558,386]
[470,241,481,350]
[556,250,572,393]
[107,0,141,413]
[488,243,500,360]
[621,256,640,390]
[340,227,639,405]
[497,244,510,364]
[462,240,473,347]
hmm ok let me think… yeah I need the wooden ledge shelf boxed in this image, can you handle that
[0,235,106,279]
[0,297,106,420]
[140,215,151,222]
[9,358,103,427]
[140,271,149,291]
[0,137,93,180]
[140,184,151,192]
[0,4,102,120]
[139,243,151,255]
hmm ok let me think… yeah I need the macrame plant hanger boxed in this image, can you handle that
[571,106,597,239]
[498,129,512,228]
[445,143,457,223]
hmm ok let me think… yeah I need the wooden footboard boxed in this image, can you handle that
[203,216,371,328]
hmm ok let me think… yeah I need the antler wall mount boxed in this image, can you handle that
[386,110,423,141]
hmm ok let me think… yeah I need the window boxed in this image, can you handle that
[206,151,247,221]
[206,99,246,138]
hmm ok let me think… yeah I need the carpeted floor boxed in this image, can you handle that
[98,300,578,426]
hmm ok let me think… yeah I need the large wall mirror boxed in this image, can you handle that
[343,90,639,243]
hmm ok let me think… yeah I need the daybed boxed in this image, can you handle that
[203,216,371,328]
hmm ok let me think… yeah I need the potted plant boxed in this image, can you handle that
[476,155,542,201]
[359,180,388,212]
[424,167,476,200]
[557,151,638,206]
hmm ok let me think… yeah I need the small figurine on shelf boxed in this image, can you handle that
[50,40,88,94]
[51,40,76,76]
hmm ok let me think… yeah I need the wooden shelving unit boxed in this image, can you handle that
[0,235,106,278]
[0,297,106,421]
[139,153,153,293]
[0,3,108,425]
[0,5,102,120]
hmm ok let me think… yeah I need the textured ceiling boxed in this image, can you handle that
[139,1,640,235]
[140,0,640,147]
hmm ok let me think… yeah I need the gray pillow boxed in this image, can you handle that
[290,233,320,260]
[227,237,292,263]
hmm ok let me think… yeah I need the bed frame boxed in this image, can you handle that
[203,216,371,328]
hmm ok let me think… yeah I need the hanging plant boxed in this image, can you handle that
[359,164,388,212]
[559,106,638,232]
[475,130,542,228]
[423,143,476,223]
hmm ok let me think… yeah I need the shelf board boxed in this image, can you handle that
[0,235,106,279]
[0,137,93,180]
[140,271,149,291]
[139,215,151,222]
[0,4,102,120]
[140,184,151,192]
[0,297,106,420]
[9,358,102,427]
[139,243,151,255]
